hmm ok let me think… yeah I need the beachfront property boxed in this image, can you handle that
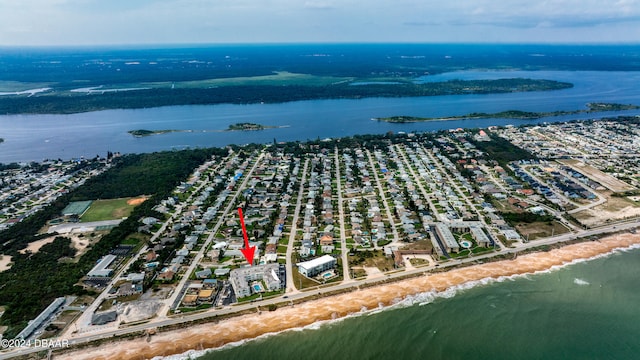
[470,226,492,247]
[87,254,117,277]
[229,263,284,299]
[297,254,337,277]
[434,223,460,254]
[447,222,493,248]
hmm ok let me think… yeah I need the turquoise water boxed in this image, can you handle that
[196,247,640,360]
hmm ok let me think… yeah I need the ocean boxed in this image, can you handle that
[192,246,640,360]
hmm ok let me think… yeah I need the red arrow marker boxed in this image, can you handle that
[238,207,256,266]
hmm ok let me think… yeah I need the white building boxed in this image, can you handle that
[297,254,336,277]
[435,223,460,253]
[470,226,491,247]
[87,254,117,277]
[229,264,284,299]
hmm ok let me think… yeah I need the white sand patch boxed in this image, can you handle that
[70,86,149,94]
[70,235,92,257]
[0,255,13,272]
[19,236,57,254]
[18,234,93,258]
[0,87,51,96]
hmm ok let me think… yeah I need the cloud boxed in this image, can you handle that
[447,0,640,28]
[403,21,441,27]
[0,0,639,45]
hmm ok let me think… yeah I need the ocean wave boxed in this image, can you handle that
[574,278,590,286]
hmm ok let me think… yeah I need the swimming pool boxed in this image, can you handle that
[460,240,472,249]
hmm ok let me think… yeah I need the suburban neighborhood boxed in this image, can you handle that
[1,117,639,357]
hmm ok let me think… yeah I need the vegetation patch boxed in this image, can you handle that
[349,249,396,272]
[515,221,571,240]
[80,198,138,222]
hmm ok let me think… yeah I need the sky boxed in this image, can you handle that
[0,0,639,46]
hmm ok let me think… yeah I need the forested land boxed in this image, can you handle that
[468,132,534,166]
[377,102,640,122]
[0,79,571,115]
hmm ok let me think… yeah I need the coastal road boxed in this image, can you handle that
[334,147,351,281]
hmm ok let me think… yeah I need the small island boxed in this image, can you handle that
[0,138,4,144]
[375,102,640,123]
[128,129,180,137]
[226,122,274,131]
[129,123,280,137]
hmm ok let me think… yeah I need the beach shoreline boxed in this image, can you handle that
[56,232,640,360]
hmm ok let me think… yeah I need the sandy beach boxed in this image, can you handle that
[57,233,640,360]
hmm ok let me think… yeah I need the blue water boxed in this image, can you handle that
[1,70,640,163]
[199,246,640,360]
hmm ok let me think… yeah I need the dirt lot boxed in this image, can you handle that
[350,250,396,272]
[402,239,434,252]
[44,310,81,338]
[515,221,571,240]
[118,300,162,324]
[559,159,635,193]
[141,286,173,301]
[127,196,148,206]
[573,193,640,226]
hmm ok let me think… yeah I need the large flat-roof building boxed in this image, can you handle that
[87,254,117,277]
[16,297,65,340]
[229,263,284,299]
[435,223,460,253]
[470,226,491,247]
[297,254,336,277]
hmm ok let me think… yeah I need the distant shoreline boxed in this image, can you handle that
[374,103,640,123]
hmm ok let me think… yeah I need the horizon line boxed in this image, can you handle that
[1,41,640,49]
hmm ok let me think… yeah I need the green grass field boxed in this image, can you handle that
[80,198,136,222]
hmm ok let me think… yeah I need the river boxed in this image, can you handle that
[1,70,640,163]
